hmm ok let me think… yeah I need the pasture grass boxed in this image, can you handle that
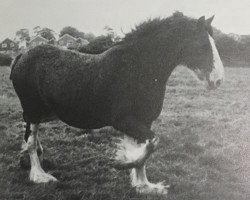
[0,66,249,200]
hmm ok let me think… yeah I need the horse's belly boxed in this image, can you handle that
[61,115,110,129]
[51,100,112,129]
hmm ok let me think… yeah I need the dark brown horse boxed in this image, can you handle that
[10,12,224,195]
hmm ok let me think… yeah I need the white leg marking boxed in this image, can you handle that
[208,34,225,84]
[28,124,57,183]
[21,139,28,153]
[116,136,147,163]
[37,136,44,162]
[131,164,169,195]
[114,136,168,194]
[21,137,43,155]
[114,136,158,168]
[131,164,149,186]
[37,136,43,153]
[20,137,44,168]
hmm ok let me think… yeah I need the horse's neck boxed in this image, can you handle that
[131,38,181,83]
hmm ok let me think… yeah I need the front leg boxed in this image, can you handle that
[131,164,169,195]
[113,136,159,169]
[112,135,169,195]
[112,115,155,143]
[112,116,169,195]
[112,116,156,168]
[111,115,155,168]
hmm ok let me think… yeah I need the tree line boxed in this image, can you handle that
[214,29,250,67]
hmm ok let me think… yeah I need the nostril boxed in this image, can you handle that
[215,79,221,87]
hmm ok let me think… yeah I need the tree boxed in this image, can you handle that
[36,28,55,40]
[78,26,121,54]
[33,26,41,35]
[59,26,85,39]
[84,32,96,42]
[104,25,121,42]
[79,35,114,54]
[0,53,12,66]
[214,28,250,67]
[16,28,30,41]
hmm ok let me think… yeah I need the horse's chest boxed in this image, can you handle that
[135,80,166,121]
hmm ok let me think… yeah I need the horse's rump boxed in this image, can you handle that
[11,45,112,126]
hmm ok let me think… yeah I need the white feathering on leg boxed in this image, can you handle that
[130,165,169,195]
[28,123,57,183]
[114,136,159,168]
[115,136,148,164]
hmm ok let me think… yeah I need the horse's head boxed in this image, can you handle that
[181,15,225,90]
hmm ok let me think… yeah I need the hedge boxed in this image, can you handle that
[0,53,12,66]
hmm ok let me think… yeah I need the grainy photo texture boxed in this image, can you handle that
[0,0,249,199]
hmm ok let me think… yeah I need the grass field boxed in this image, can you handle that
[0,66,249,200]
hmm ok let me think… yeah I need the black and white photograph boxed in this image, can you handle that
[0,0,249,199]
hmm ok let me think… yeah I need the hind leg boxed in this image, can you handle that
[37,137,44,162]
[27,123,57,183]
[20,123,44,168]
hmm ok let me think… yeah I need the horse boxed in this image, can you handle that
[10,12,224,195]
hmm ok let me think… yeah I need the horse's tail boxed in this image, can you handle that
[10,54,22,80]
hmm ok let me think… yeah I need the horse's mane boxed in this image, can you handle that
[122,11,195,43]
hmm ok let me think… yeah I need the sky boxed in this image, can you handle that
[0,0,250,41]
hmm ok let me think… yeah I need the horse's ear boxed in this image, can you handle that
[206,15,215,26]
[197,16,206,29]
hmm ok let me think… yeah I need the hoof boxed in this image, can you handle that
[135,182,169,195]
[30,168,57,183]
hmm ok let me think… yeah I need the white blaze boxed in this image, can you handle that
[208,34,225,84]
